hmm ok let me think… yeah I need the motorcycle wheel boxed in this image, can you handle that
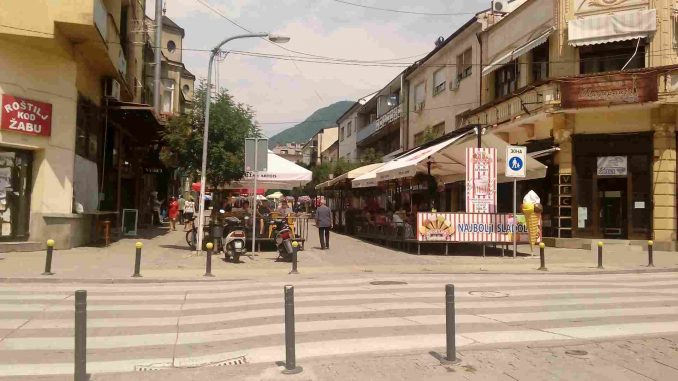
[186,230,196,250]
[232,252,240,263]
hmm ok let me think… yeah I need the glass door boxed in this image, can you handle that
[0,148,32,241]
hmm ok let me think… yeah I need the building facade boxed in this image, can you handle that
[302,127,338,166]
[356,74,404,162]
[337,102,360,162]
[0,0,194,250]
[272,142,304,163]
[459,0,678,249]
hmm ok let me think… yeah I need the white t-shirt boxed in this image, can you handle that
[184,201,195,213]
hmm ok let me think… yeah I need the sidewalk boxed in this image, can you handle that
[0,223,676,282]
[89,335,678,381]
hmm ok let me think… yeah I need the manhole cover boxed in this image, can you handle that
[468,291,509,298]
[565,350,588,357]
[370,281,408,286]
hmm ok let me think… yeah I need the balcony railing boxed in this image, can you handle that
[357,104,402,143]
[463,83,559,127]
[357,121,377,142]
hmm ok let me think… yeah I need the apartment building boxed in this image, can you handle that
[459,0,678,248]
[272,142,304,163]
[355,74,404,162]
[302,127,338,166]
[0,0,194,249]
[337,102,360,162]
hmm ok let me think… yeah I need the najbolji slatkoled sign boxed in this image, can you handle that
[417,212,541,243]
[1,95,52,137]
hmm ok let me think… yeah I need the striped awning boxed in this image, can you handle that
[568,9,656,47]
[482,27,555,77]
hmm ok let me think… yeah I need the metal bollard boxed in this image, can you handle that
[42,239,55,275]
[74,290,87,381]
[597,241,604,269]
[282,285,303,374]
[289,241,299,275]
[441,284,460,365]
[538,242,547,271]
[204,242,214,277]
[132,242,142,277]
[647,240,654,267]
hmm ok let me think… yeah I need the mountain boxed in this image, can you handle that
[267,101,355,148]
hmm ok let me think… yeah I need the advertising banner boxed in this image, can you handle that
[1,95,52,137]
[466,147,497,213]
[417,212,541,243]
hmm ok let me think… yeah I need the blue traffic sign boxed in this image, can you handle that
[506,146,526,178]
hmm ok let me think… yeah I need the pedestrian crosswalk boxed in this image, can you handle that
[1,272,678,377]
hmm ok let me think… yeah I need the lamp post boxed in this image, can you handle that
[196,33,290,254]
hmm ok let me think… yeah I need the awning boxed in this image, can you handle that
[352,166,383,188]
[568,9,656,47]
[320,163,384,190]
[226,151,312,190]
[375,132,547,184]
[483,27,555,77]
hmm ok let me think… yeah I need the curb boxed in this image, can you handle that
[400,268,678,276]
[0,277,250,284]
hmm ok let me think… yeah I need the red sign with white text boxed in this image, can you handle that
[1,95,52,137]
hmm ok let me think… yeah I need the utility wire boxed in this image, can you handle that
[330,0,476,16]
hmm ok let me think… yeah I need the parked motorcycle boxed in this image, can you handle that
[272,219,294,262]
[221,214,248,263]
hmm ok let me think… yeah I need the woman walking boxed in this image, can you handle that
[183,196,196,231]
[168,197,179,231]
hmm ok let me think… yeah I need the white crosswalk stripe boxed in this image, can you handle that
[0,272,677,377]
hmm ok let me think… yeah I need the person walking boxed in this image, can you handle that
[151,192,162,226]
[168,197,179,231]
[178,194,186,224]
[315,200,332,250]
[183,196,195,231]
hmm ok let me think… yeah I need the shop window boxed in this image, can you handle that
[0,149,32,240]
[494,60,520,99]
[531,41,549,83]
[433,68,446,96]
[457,48,472,80]
[579,39,645,75]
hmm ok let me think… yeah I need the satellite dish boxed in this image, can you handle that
[434,36,445,47]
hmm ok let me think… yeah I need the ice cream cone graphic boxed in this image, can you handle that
[521,202,539,250]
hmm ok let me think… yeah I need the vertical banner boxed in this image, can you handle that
[466,148,497,213]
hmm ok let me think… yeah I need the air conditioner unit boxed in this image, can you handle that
[414,102,425,113]
[493,0,510,12]
[104,78,121,101]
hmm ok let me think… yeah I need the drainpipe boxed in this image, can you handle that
[153,0,163,113]
[401,73,409,150]
[476,32,482,108]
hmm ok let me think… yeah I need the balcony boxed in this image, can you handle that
[463,83,560,127]
[357,104,402,144]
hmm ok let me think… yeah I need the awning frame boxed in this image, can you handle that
[483,27,555,77]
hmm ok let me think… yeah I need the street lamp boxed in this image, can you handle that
[196,33,291,253]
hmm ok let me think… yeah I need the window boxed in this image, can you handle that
[182,84,190,95]
[414,131,425,146]
[347,121,352,137]
[75,96,101,162]
[414,82,425,104]
[579,39,645,74]
[457,48,472,80]
[340,126,345,141]
[494,60,520,99]
[531,41,549,82]
[433,68,446,96]
[432,122,445,137]
[167,40,176,53]
[162,79,175,113]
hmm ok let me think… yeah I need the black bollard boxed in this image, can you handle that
[538,242,547,271]
[597,241,604,269]
[441,284,460,365]
[282,285,303,374]
[132,242,142,277]
[289,241,299,275]
[42,239,55,275]
[74,290,87,381]
[648,240,654,267]
[204,242,214,277]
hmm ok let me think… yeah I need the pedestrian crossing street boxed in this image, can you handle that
[1,272,678,377]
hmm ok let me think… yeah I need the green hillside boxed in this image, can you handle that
[268,101,354,147]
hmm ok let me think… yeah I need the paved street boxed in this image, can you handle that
[2,272,678,379]
[1,224,677,281]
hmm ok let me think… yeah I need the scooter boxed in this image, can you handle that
[273,219,294,262]
[222,214,248,263]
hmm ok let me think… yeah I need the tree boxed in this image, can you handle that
[359,148,383,164]
[160,81,259,186]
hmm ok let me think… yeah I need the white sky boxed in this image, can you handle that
[148,0,491,136]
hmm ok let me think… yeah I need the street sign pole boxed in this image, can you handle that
[513,178,517,258]
[252,138,258,256]
[506,145,526,259]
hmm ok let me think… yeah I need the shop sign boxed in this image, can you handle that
[1,95,52,136]
[560,72,657,109]
[417,212,540,243]
[466,148,497,213]
[597,156,627,176]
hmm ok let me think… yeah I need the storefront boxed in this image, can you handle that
[0,148,32,241]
